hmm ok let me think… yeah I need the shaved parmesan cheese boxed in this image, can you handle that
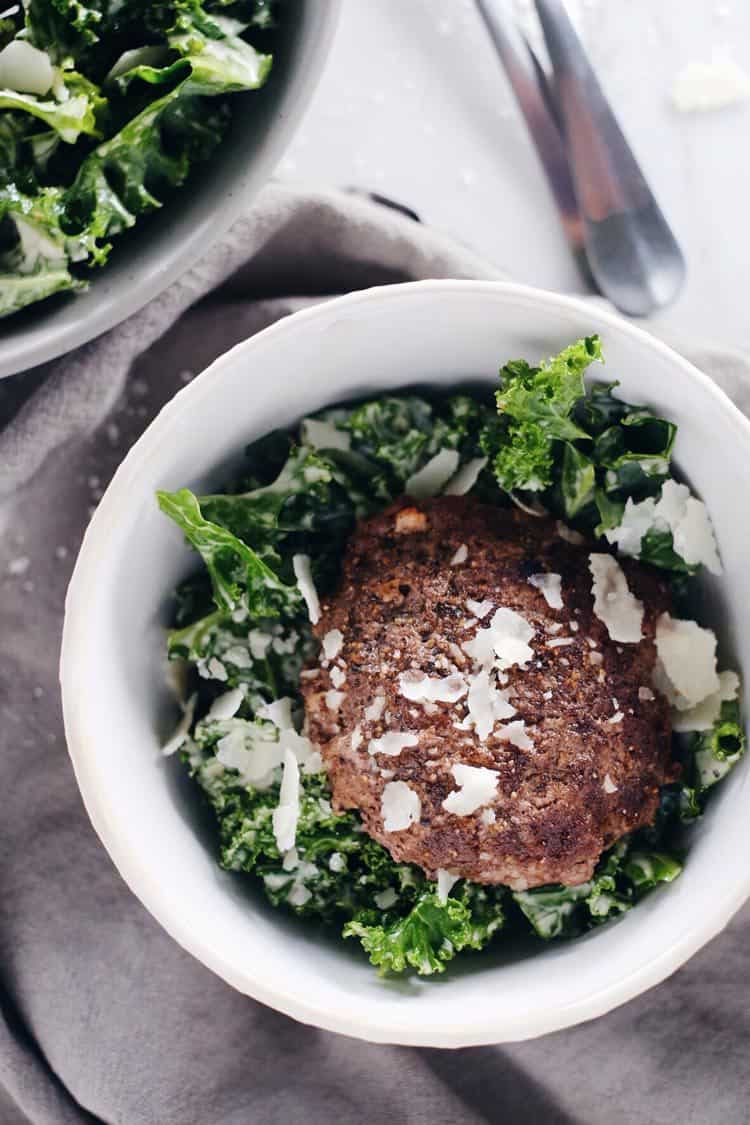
[351,725,363,751]
[369,731,419,757]
[0,40,54,95]
[405,449,461,499]
[654,613,720,710]
[399,670,467,704]
[216,727,282,788]
[303,750,323,775]
[206,657,228,681]
[466,598,493,619]
[436,869,459,904]
[207,686,244,721]
[292,553,320,624]
[248,629,272,659]
[272,750,300,852]
[557,521,585,545]
[329,852,346,873]
[444,456,488,496]
[606,481,722,575]
[528,572,563,609]
[381,780,421,831]
[608,711,624,725]
[638,686,655,702]
[257,697,294,729]
[496,719,534,750]
[374,887,398,909]
[671,57,750,113]
[450,543,469,566]
[322,629,343,660]
[223,645,252,669]
[162,693,197,756]
[480,808,496,826]
[672,669,740,732]
[547,636,575,648]
[442,762,499,815]
[467,669,515,741]
[365,695,386,722]
[330,666,346,688]
[672,496,722,575]
[300,417,351,451]
[288,884,311,907]
[463,608,535,671]
[325,690,346,712]
[589,554,644,643]
[605,496,657,557]
[603,773,618,794]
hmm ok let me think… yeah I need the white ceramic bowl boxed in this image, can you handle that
[61,281,750,1047]
[0,1,339,379]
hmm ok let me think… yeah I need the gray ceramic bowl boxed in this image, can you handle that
[0,1,339,380]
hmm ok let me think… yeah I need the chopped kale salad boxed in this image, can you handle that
[158,336,745,977]
[0,0,277,316]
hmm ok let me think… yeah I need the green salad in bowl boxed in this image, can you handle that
[157,335,744,977]
[0,0,278,317]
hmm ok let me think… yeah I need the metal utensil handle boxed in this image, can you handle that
[475,0,584,253]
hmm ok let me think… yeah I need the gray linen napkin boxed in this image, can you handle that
[2,183,749,1125]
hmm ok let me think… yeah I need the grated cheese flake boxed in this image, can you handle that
[325,690,346,713]
[467,669,515,741]
[399,670,467,705]
[292,553,320,624]
[589,554,644,643]
[672,669,740,732]
[322,628,344,660]
[653,613,720,711]
[444,456,488,496]
[606,481,722,575]
[365,695,386,722]
[405,448,461,499]
[272,750,301,852]
[466,598,493,619]
[436,869,459,904]
[381,780,421,831]
[300,417,351,451]
[671,57,750,113]
[374,887,398,910]
[207,686,244,721]
[248,629,273,660]
[442,762,499,815]
[528,572,564,609]
[330,665,346,688]
[463,607,535,670]
[257,697,294,729]
[450,543,469,566]
[496,719,534,750]
[216,726,283,789]
[162,693,197,756]
[369,731,419,758]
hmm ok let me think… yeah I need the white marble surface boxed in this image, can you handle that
[279,0,750,351]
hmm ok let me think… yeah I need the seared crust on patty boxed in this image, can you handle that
[300,496,676,889]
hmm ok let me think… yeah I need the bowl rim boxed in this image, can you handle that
[61,279,750,1046]
[0,0,341,380]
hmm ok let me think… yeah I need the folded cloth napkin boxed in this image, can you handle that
[1,183,749,1125]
